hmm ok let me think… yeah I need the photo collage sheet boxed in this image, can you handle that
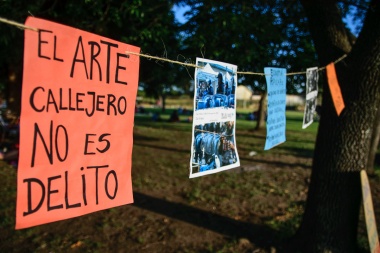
[190,58,240,178]
[302,67,319,129]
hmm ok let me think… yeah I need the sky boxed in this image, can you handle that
[172,4,190,24]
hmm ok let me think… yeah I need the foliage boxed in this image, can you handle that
[286,0,379,251]
[175,0,318,93]
[0,0,370,110]
[0,0,182,110]
[174,0,369,94]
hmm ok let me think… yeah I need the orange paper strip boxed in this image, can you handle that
[16,17,140,229]
[326,63,345,116]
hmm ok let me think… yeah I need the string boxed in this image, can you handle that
[126,51,203,69]
[236,71,266,76]
[128,49,347,76]
[286,54,347,76]
[318,54,348,71]
[0,16,348,76]
[0,17,38,31]
[236,54,347,76]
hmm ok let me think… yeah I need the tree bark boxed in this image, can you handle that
[287,0,380,252]
[367,106,380,174]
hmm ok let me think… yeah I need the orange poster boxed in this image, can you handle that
[16,17,140,229]
[326,63,345,116]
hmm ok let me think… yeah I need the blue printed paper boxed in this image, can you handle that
[264,67,287,150]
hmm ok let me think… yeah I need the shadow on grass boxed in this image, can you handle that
[133,191,283,250]
[134,116,193,132]
[134,142,190,154]
[133,132,161,142]
[283,147,314,159]
[239,156,312,169]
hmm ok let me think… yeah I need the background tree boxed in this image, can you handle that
[0,0,180,113]
[287,0,379,252]
[176,0,317,129]
[178,0,317,82]
[367,109,380,174]
[177,0,378,250]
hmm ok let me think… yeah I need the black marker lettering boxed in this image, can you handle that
[47,175,63,211]
[23,178,45,216]
[115,53,128,85]
[105,170,118,199]
[53,35,63,62]
[70,36,89,79]
[38,29,52,60]
[65,171,81,209]
[100,40,118,83]
[30,86,45,112]
[88,41,102,81]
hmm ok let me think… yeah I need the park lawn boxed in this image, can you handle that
[0,110,377,252]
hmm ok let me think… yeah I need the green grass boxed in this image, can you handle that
[5,104,376,252]
[136,106,317,131]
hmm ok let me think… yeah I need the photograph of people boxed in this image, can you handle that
[303,97,317,127]
[302,67,319,129]
[306,67,318,94]
[190,58,239,178]
[195,61,236,111]
[191,121,238,173]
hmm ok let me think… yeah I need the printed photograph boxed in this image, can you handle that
[191,121,238,174]
[302,67,319,129]
[195,60,236,110]
[303,97,317,127]
[306,67,318,94]
[190,58,240,177]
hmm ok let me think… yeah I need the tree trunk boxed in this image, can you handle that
[255,90,267,131]
[287,0,380,252]
[367,107,380,174]
[160,93,166,113]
